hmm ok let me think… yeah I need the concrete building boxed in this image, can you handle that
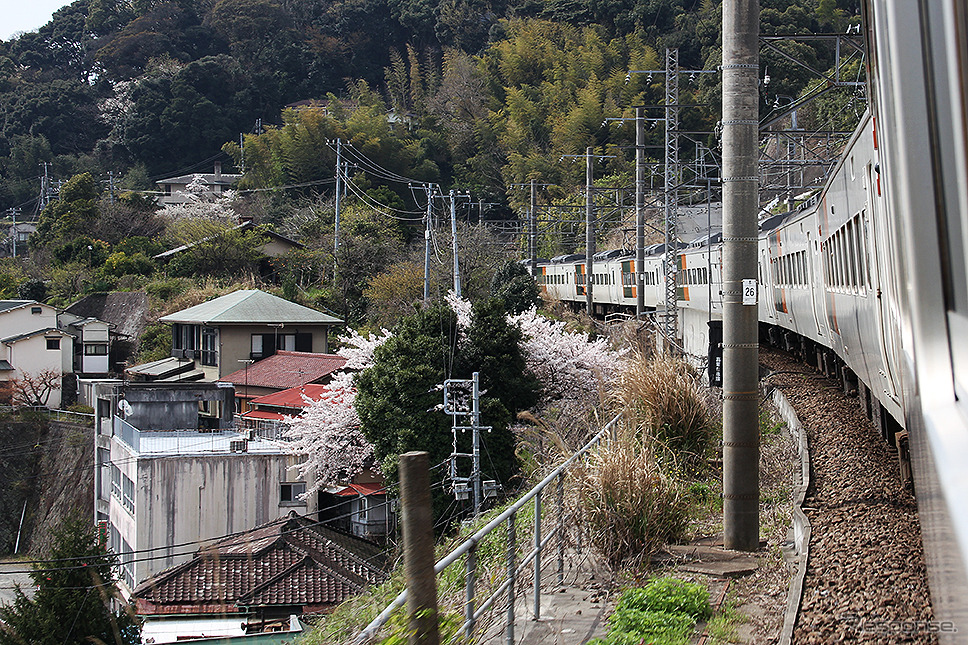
[155,162,241,205]
[149,290,343,382]
[92,381,314,589]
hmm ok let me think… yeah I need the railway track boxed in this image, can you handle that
[759,347,936,644]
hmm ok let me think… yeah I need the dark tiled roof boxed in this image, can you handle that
[132,514,386,613]
[220,352,347,390]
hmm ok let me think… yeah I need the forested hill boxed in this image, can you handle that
[0,0,859,212]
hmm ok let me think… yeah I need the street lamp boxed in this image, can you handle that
[238,359,254,414]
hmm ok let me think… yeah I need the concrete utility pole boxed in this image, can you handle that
[450,190,462,297]
[636,107,646,319]
[399,452,440,645]
[530,178,538,275]
[424,185,434,302]
[333,139,343,268]
[586,146,595,316]
[722,0,760,551]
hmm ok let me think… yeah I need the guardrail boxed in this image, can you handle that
[0,404,95,424]
[354,413,620,644]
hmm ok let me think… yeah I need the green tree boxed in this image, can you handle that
[31,173,101,248]
[0,518,141,645]
[355,299,537,524]
[490,260,541,313]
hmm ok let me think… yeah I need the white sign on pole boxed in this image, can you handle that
[742,279,757,306]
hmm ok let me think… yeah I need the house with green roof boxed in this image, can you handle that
[151,290,343,382]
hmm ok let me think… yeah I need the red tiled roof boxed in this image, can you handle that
[240,409,287,421]
[132,514,386,614]
[220,351,347,390]
[335,483,386,497]
[248,383,331,410]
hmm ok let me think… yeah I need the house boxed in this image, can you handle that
[144,290,342,382]
[155,162,241,205]
[319,470,393,540]
[2,221,36,257]
[220,351,347,413]
[152,220,304,265]
[92,381,315,589]
[0,300,114,407]
[132,512,387,643]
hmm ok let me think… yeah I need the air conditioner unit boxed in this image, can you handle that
[229,439,248,453]
[183,349,195,360]
[173,348,185,358]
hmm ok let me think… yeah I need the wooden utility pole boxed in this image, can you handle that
[399,451,440,645]
[722,0,760,551]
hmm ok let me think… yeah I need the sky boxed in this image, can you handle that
[4,0,72,41]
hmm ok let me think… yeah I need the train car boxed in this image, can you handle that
[529,1,968,631]
[863,0,968,634]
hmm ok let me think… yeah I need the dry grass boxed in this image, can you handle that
[573,428,691,568]
[609,353,718,476]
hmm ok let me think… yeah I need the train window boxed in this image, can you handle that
[846,220,858,289]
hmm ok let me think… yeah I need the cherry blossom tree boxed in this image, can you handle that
[285,329,392,491]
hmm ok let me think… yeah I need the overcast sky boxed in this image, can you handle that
[4,0,72,41]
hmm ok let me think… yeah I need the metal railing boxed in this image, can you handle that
[354,413,620,644]
[0,404,95,425]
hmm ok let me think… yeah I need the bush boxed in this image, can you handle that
[610,353,717,475]
[574,431,690,567]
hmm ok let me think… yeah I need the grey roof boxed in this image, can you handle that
[155,172,241,187]
[0,300,35,314]
[1,327,72,344]
[153,221,303,260]
[0,360,13,371]
[159,290,342,325]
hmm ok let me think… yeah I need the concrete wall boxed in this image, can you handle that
[218,325,330,377]
[124,451,308,583]
[120,383,235,431]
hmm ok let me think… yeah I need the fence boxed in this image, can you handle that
[354,413,620,644]
[0,404,95,425]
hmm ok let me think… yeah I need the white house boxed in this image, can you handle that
[155,162,241,205]
[1,301,74,407]
[92,381,314,589]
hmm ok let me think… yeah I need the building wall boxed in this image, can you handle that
[3,334,72,408]
[79,322,110,374]
[218,325,330,378]
[0,302,58,336]
[118,450,309,584]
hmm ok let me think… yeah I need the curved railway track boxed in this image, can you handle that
[760,347,936,644]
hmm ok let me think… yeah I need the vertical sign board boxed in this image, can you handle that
[742,279,757,305]
[708,319,723,387]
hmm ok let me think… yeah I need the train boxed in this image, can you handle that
[533,0,968,637]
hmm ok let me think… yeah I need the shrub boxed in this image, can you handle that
[574,431,690,567]
[610,353,717,475]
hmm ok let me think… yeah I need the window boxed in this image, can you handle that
[111,464,121,500]
[122,474,135,514]
[357,496,368,522]
[251,334,264,358]
[281,482,307,505]
[200,327,217,366]
[46,337,60,350]
[84,343,108,356]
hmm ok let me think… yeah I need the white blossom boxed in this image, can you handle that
[284,328,393,491]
